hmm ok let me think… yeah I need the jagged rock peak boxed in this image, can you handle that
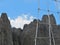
[33,19,37,22]
[42,14,56,24]
[0,13,11,28]
[49,14,56,24]
[23,24,28,29]
[1,13,8,20]
[33,19,40,22]
[1,13,10,24]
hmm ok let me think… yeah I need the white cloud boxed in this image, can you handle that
[9,14,36,29]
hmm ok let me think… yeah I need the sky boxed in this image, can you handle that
[0,0,60,29]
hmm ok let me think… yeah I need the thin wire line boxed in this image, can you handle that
[52,0,60,2]
[46,0,52,45]
[34,0,40,45]
[54,0,60,21]
[53,0,60,45]
[34,0,60,45]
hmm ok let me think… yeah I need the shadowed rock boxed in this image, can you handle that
[22,14,60,45]
[0,13,60,45]
[0,13,13,45]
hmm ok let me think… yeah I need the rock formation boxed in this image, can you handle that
[21,14,60,45]
[12,28,22,45]
[0,13,60,45]
[0,13,13,45]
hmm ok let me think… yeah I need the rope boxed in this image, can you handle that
[34,0,60,45]
[34,0,40,45]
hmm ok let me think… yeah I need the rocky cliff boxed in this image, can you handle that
[0,13,60,45]
[0,13,13,45]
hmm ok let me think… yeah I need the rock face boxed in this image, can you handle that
[0,13,60,45]
[0,13,13,45]
[42,14,56,24]
[12,28,22,45]
[22,14,60,45]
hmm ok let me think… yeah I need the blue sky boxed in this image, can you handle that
[0,0,38,18]
[0,0,60,28]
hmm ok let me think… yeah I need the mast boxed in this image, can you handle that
[47,0,52,44]
[34,0,40,45]
[47,0,55,45]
